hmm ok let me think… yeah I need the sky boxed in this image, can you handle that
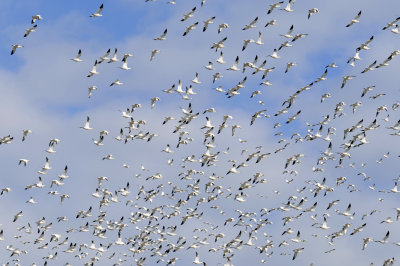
[0,0,400,265]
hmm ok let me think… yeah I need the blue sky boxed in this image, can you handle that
[0,0,400,265]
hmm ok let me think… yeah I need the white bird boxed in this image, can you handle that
[19,159,29,166]
[13,211,23,222]
[88,86,98,98]
[93,135,104,146]
[46,143,57,153]
[281,1,294,12]
[204,61,214,70]
[268,49,280,59]
[346,10,362,27]
[1,187,11,195]
[318,217,330,230]
[308,8,319,19]
[242,39,255,51]
[193,252,204,264]
[90,3,104,17]
[265,19,277,28]
[391,182,400,193]
[11,44,23,55]
[183,22,199,36]
[87,60,99,77]
[192,72,201,84]
[120,57,131,70]
[154,29,167,40]
[71,49,83,62]
[110,79,123,86]
[151,97,160,109]
[31,14,43,24]
[150,49,160,61]
[217,23,229,34]
[226,56,240,71]
[181,7,196,22]
[255,32,264,45]
[341,75,355,88]
[281,25,294,38]
[203,16,216,32]
[22,129,32,142]
[24,25,37,37]
[26,197,37,204]
[375,231,390,244]
[80,116,93,130]
[383,16,400,30]
[267,1,284,14]
[285,62,296,73]
[99,48,111,63]
[107,48,118,63]
[211,37,227,52]
[102,154,115,160]
[242,17,258,30]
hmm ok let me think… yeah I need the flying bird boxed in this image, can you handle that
[346,11,362,27]
[90,4,104,17]
[11,44,23,55]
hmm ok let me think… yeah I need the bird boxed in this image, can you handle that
[19,159,29,166]
[281,1,294,12]
[90,4,104,17]
[242,39,255,51]
[308,8,319,19]
[71,49,83,62]
[192,72,201,84]
[203,16,216,32]
[151,97,160,109]
[31,14,43,24]
[292,248,304,260]
[110,79,123,86]
[346,11,362,27]
[361,60,377,73]
[267,1,284,14]
[119,57,131,70]
[217,23,229,34]
[383,17,400,30]
[150,49,160,61]
[80,116,93,130]
[181,7,196,22]
[341,75,355,88]
[255,32,264,45]
[193,252,205,265]
[13,211,23,222]
[265,19,277,27]
[99,48,111,63]
[285,62,296,73]
[226,56,240,71]
[24,25,37,37]
[281,25,294,38]
[211,37,227,52]
[22,129,32,142]
[107,48,118,63]
[26,197,37,204]
[11,44,23,55]
[183,22,199,36]
[154,29,168,40]
[243,17,258,30]
[375,231,390,244]
[88,86,98,98]
[87,60,99,77]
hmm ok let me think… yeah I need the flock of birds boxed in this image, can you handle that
[2,0,400,265]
